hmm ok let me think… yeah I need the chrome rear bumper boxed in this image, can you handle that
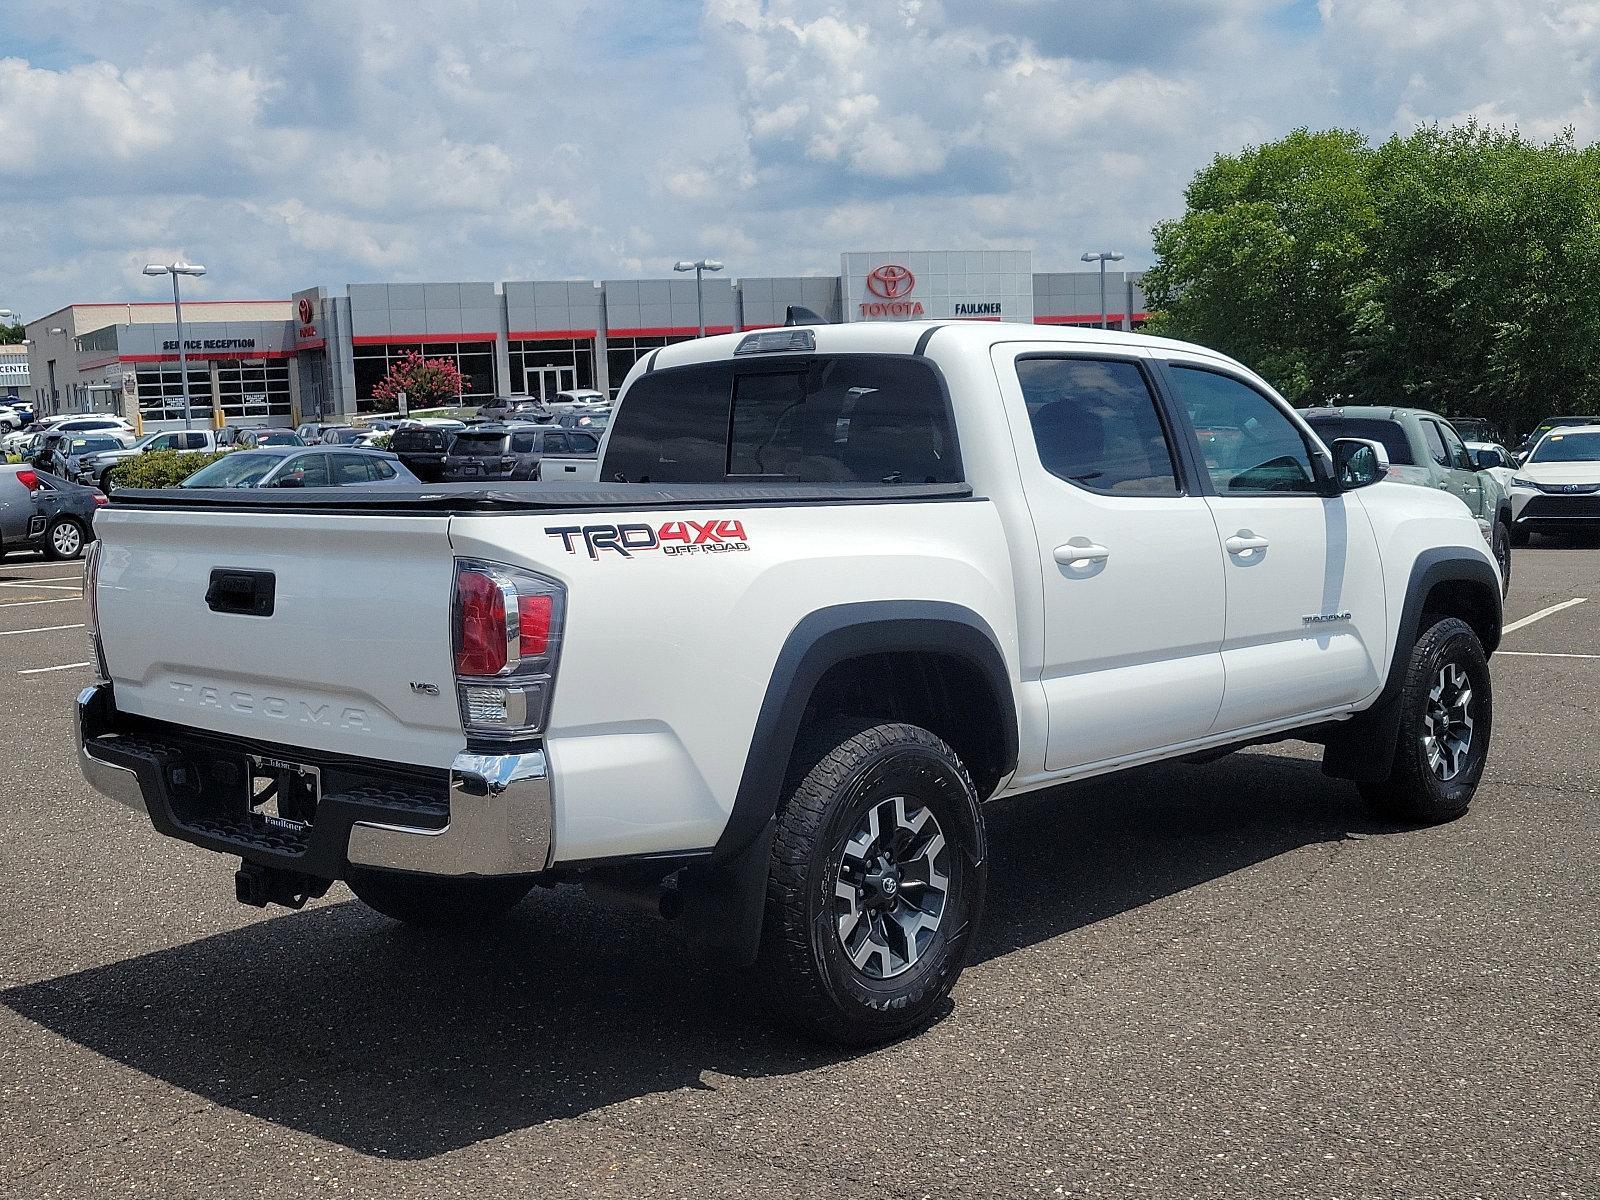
[76,683,552,878]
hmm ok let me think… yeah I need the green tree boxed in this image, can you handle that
[1144,123,1600,437]
[0,323,23,345]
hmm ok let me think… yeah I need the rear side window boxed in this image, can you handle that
[538,432,567,454]
[1302,417,1414,465]
[1016,357,1179,495]
[605,356,960,485]
[510,432,537,453]
[568,432,600,456]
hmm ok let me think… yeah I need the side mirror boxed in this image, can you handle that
[1332,438,1389,490]
[1470,449,1496,471]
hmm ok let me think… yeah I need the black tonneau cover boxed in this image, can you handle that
[108,480,974,515]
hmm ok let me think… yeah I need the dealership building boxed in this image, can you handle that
[25,250,1146,429]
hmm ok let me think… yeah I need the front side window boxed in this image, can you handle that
[1435,421,1474,471]
[1016,357,1179,495]
[1168,366,1319,495]
[182,453,278,488]
[1421,420,1451,468]
[568,432,600,456]
[275,453,331,487]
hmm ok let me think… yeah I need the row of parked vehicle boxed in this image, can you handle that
[389,392,610,483]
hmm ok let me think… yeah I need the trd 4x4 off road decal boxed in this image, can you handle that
[546,519,750,560]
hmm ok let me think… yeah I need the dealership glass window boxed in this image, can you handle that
[351,340,496,410]
[509,338,596,398]
[604,335,695,401]
[216,359,291,420]
[135,365,214,423]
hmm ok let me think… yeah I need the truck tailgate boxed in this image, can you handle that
[95,508,463,769]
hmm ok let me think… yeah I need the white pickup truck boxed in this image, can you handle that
[77,321,1502,1044]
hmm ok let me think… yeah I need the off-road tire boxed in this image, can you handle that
[44,517,86,561]
[1359,617,1492,824]
[346,867,534,930]
[1492,521,1513,595]
[756,720,987,1045]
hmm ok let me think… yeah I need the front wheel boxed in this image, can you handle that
[1360,617,1492,824]
[1491,521,1513,596]
[44,517,85,561]
[757,721,987,1045]
[346,867,534,930]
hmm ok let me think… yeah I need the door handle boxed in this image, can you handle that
[1054,542,1111,566]
[1224,533,1270,555]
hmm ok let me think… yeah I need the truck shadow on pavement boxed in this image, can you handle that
[5,750,1387,1160]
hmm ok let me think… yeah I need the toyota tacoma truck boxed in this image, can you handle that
[77,321,1502,1044]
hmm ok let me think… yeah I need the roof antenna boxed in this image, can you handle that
[785,305,829,326]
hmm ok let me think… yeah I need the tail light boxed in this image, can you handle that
[84,540,109,682]
[452,559,565,742]
[17,469,38,491]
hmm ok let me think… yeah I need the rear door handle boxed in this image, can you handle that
[1224,534,1270,555]
[1054,542,1111,566]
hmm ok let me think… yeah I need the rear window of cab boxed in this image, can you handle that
[604,356,962,485]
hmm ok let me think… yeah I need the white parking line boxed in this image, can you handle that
[0,623,83,637]
[1497,650,1600,660]
[17,661,91,675]
[0,597,80,610]
[1,561,85,572]
[1502,597,1588,634]
[0,576,81,587]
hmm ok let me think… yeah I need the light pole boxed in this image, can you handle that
[1080,251,1125,329]
[673,258,724,337]
[143,261,207,429]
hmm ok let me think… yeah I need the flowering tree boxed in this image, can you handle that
[372,352,469,408]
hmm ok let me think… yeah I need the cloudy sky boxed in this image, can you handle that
[2,0,1597,318]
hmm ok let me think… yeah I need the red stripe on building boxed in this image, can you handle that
[1035,313,1148,325]
[608,325,734,338]
[507,329,599,341]
[351,332,499,345]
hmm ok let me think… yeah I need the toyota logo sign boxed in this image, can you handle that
[297,297,315,325]
[865,264,915,300]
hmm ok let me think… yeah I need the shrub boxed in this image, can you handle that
[108,449,229,490]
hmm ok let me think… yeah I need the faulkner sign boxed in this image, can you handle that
[161,338,257,351]
[841,250,1034,323]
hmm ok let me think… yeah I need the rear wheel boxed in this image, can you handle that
[100,468,118,495]
[1360,617,1491,824]
[346,867,534,930]
[44,517,85,561]
[756,720,987,1045]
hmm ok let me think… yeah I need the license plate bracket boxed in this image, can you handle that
[246,754,321,832]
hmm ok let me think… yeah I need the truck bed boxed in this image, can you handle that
[107,480,975,514]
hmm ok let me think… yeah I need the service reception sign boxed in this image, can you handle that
[841,250,1034,323]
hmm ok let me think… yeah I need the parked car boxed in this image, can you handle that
[1516,415,1600,462]
[50,433,136,482]
[47,415,134,435]
[0,404,23,431]
[79,321,1504,1045]
[551,388,607,409]
[73,428,219,491]
[552,409,611,433]
[318,425,363,445]
[178,446,419,490]
[2,425,38,457]
[0,465,106,559]
[441,423,601,482]
[390,419,466,482]
[1465,441,1518,495]
[1447,417,1502,444]
[234,428,305,450]
[294,422,346,445]
[1506,424,1600,544]
[1301,406,1512,591]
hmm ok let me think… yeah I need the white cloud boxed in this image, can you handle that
[0,0,1597,319]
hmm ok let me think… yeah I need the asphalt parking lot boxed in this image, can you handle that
[1,544,1596,1199]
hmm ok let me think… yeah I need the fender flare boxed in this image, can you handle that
[1323,548,1502,783]
[677,601,1018,965]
